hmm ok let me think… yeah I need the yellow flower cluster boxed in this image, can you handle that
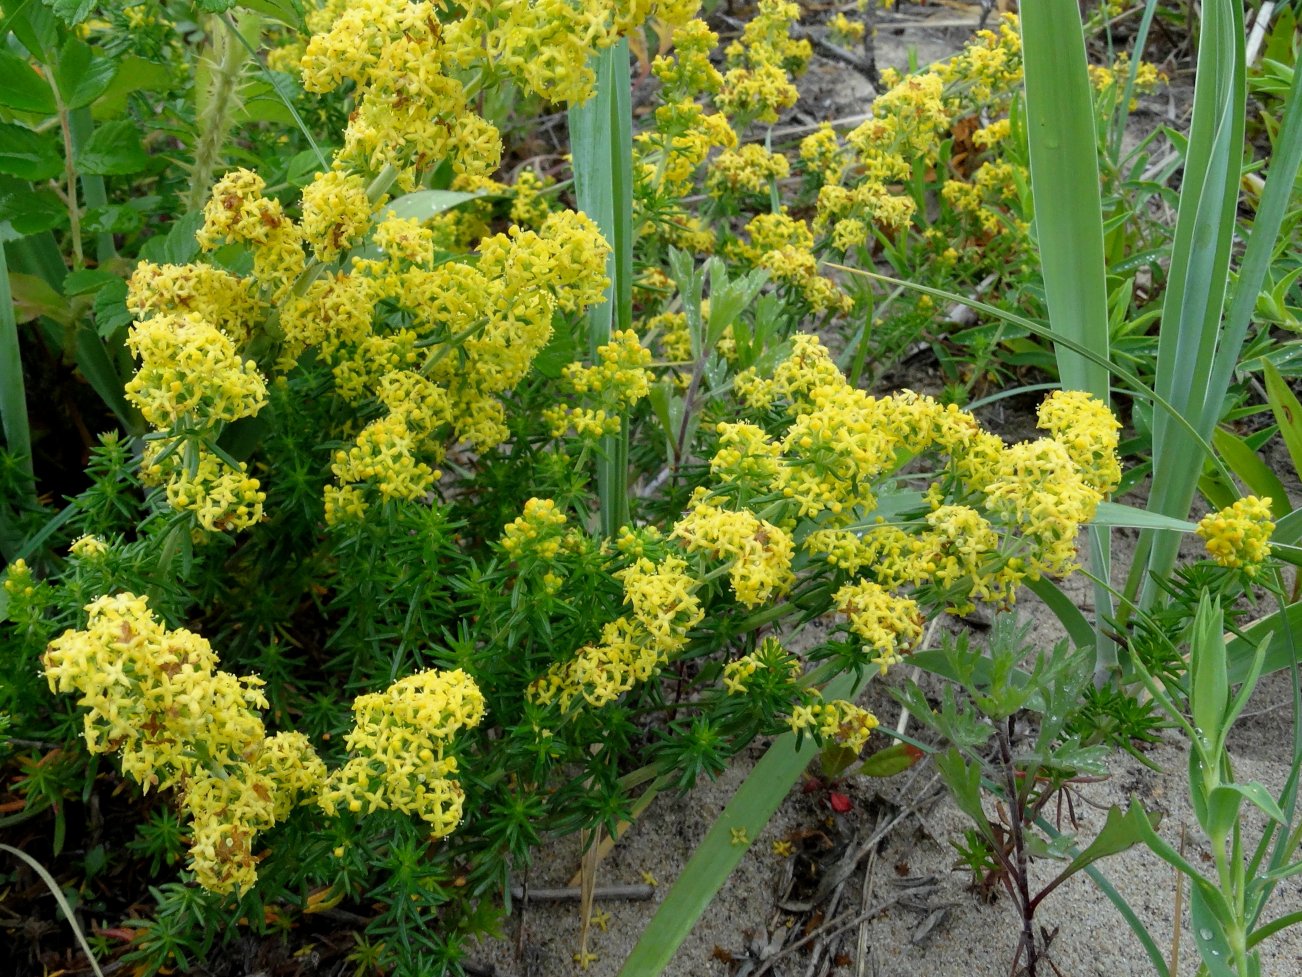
[501,498,570,561]
[125,313,267,429]
[42,594,325,893]
[69,534,110,560]
[546,330,655,439]
[653,18,723,98]
[789,697,879,752]
[728,211,852,314]
[198,169,306,298]
[141,441,267,533]
[1089,54,1168,108]
[1196,496,1275,574]
[716,0,810,124]
[834,581,924,674]
[707,144,790,198]
[319,669,485,835]
[126,261,262,347]
[1036,390,1122,495]
[530,556,704,708]
[672,493,795,606]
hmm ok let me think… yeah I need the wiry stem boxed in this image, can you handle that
[49,73,83,270]
[187,13,258,214]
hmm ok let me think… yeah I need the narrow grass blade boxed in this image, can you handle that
[569,40,633,535]
[0,844,106,977]
[1023,0,1120,673]
[618,672,856,976]
[1141,0,1246,606]
[0,241,35,503]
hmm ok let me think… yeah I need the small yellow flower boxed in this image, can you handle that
[640,869,658,887]
[730,826,750,846]
[573,949,599,969]
[591,908,611,932]
[771,839,795,857]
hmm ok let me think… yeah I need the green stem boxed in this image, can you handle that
[48,70,82,271]
[187,13,259,214]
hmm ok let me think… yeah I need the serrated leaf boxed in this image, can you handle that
[0,51,58,116]
[0,187,67,240]
[55,38,116,110]
[62,268,117,297]
[0,124,62,181]
[42,0,95,26]
[75,121,149,175]
[93,278,132,338]
[93,57,172,119]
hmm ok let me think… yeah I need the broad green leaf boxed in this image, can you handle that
[382,190,484,222]
[42,0,95,26]
[0,124,62,181]
[92,57,172,119]
[858,742,924,778]
[1226,602,1301,685]
[0,51,57,115]
[1212,426,1291,519]
[569,38,633,537]
[55,38,116,110]
[1262,360,1302,482]
[62,268,118,297]
[0,243,34,515]
[3,0,59,58]
[1214,782,1287,826]
[75,121,149,175]
[8,271,71,325]
[1190,886,1239,977]
[1141,0,1247,607]
[0,186,66,239]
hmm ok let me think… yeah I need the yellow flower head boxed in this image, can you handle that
[1196,496,1274,574]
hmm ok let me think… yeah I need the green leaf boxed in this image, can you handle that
[1140,0,1248,605]
[82,204,141,235]
[92,278,132,339]
[1213,782,1287,826]
[92,57,172,119]
[1091,501,1196,533]
[62,268,117,297]
[569,38,633,537]
[0,185,66,239]
[1212,426,1291,519]
[381,189,485,222]
[619,672,857,976]
[75,120,149,175]
[1190,885,1238,977]
[0,243,34,511]
[1189,595,1228,758]
[1035,804,1157,909]
[858,742,924,778]
[54,38,116,110]
[1262,360,1302,483]
[8,271,71,325]
[1227,602,1302,685]
[42,0,96,26]
[0,50,57,116]
[0,124,62,181]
